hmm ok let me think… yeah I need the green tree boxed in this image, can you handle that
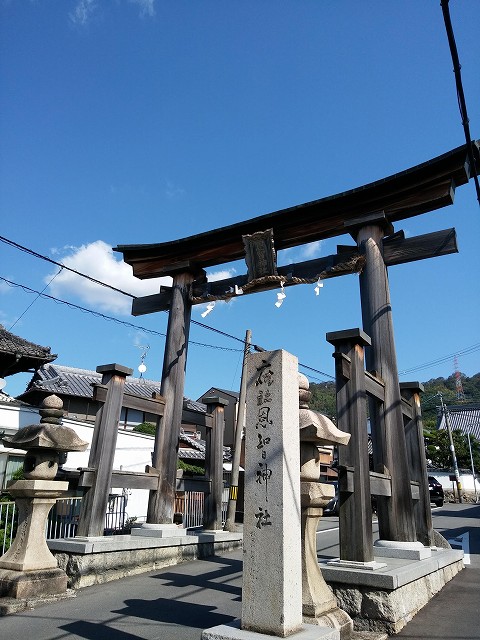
[308,382,336,419]
[424,428,480,470]
[132,422,156,435]
[177,459,205,476]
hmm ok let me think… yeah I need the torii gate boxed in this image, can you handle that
[115,141,479,541]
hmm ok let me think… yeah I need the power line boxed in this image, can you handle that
[2,274,336,382]
[0,233,336,379]
[0,276,242,353]
[9,268,63,330]
[298,362,335,381]
[0,235,137,298]
[399,342,480,376]
[440,0,480,206]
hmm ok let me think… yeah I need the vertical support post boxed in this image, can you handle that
[77,364,132,538]
[400,382,434,547]
[327,329,374,562]
[355,220,416,542]
[242,349,302,637]
[225,329,251,531]
[148,271,194,524]
[203,397,228,531]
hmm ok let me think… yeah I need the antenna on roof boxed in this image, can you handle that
[136,344,150,381]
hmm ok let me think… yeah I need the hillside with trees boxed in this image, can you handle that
[308,372,480,470]
[308,372,480,420]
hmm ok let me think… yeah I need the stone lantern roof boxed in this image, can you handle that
[1,394,88,453]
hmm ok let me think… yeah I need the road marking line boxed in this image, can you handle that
[448,531,470,565]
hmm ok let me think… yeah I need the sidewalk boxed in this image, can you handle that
[0,504,477,639]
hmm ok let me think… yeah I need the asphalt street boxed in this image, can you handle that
[0,503,478,639]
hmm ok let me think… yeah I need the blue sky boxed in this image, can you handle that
[1,1,479,401]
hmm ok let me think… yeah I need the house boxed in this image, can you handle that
[199,387,239,448]
[0,324,56,380]
[433,403,480,492]
[17,363,215,443]
[437,403,480,441]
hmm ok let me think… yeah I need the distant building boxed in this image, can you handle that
[0,324,56,380]
[18,363,209,437]
[3,364,231,482]
[437,403,480,441]
[199,387,239,448]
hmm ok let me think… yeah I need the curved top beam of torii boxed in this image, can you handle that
[115,141,479,280]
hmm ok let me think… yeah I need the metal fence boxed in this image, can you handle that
[1,485,229,554]
[0,501,17,556]
[174,486,229,529]
[1,494,128,554]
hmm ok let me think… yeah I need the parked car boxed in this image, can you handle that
[428,476,444,507]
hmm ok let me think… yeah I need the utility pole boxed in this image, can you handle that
[467,429,478,503]
[439,393,463,503]
[224,329,251,531]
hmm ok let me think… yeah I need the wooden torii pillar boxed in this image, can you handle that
[148,270,197,524]
[348,213,416,542]
[327,329,374,563]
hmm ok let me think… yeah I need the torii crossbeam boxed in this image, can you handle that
[115,141,479,533]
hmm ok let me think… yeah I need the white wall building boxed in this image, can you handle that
[0,394,155,520]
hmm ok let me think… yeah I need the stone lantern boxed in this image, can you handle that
[0,395,87,601]
[298,374,353,638]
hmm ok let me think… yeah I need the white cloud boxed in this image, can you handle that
[277,240,323,265]
[69,0,155,26]
[207,269,236,282]
[69,0,97,26]
[129,0,156,18]
[165,179,186,200]
[301,240,322,260]
[46,240,170,315]
[0,280,12,295]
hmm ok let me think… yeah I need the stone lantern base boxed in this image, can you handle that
[0,567,68,600]
[0,479,70,602]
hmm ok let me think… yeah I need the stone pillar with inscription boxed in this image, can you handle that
[202,350,338,640]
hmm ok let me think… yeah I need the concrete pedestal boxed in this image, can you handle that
[202,619,339,640]
[0,479,71,607]
[0,480,68,572]
[0,567,67,599]
[130,523,188,538]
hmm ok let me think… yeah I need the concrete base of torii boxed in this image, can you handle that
[202,619,339,640]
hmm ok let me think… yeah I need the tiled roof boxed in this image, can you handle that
[0,326,55,359]
[18,363,232,461]
[198,387,239,402]
[438,404,480,441]
[23,363,167,401]
[184,398,207,413]
[0,326,56,376]
[179,431,231,462]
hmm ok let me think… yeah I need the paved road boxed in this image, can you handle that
[0,504,478,639]
[395,503,480,640]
